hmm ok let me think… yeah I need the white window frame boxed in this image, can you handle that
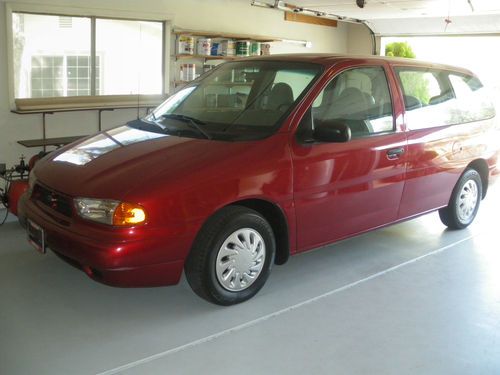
[5,2,172,111]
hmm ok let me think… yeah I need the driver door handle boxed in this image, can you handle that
[386,147,405,160]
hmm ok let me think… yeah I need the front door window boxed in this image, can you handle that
[299,66,395,142]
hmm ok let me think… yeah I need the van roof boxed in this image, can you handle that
[241,53,474,76]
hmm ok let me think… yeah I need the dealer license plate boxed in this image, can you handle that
[27,219,46,254]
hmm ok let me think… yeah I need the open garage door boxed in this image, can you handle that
[372,14,500,35]
[283,1,500,35]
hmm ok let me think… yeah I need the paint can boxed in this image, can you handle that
[220,40,236,56]
[261,43,271,55]
[235,41,251,57]
[180,64,196,81]
[177,35,194,55]
[197,38,212,56]
[210,42,220,56]
[250,42,261,56]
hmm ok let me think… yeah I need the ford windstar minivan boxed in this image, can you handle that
[20,54,499,305]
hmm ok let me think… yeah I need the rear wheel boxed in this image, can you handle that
[439,169,482,229]
[185,206,275,305]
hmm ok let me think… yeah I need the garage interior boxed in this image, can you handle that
[1,1,499,374]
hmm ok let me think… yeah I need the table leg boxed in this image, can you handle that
[98,109,114,132]
[42,113,46,152]
[41,112,54,152]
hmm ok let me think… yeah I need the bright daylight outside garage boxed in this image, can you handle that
[0,1,499,374]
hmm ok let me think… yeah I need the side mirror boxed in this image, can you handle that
[313,121,351,143]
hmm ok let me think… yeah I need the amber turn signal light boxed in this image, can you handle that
[112,202,147,226]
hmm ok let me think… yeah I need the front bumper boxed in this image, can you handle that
[19,194,197,287]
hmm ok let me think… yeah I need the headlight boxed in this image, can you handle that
[74,198,147,226]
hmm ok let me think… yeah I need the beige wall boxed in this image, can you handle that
[0,0,371,165]
[346,23,374,55]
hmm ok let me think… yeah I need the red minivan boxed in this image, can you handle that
[19,54,499,305]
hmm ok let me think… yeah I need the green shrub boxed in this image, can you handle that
[385,42,416,58]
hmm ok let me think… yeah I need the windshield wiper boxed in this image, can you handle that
[161,114,212,140]
[128,118,167,133]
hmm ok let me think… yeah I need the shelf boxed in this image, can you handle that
[212,82,254,86]
[14,94,166,113]
[173,80,254,87]
[173,29,279,43]
[176,54,241,61]
[18,135,87,148]
[172,28,287,90]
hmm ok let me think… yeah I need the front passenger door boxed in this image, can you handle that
[291,65,408,251]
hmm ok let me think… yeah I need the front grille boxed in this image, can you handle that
[32,184,73,217]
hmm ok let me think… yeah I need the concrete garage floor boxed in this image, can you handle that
[1,185,499,375]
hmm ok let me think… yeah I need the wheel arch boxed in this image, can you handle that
[467,159,489,199]
[227,198,290,265]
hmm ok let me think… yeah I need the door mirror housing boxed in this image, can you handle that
[313,121,351,143]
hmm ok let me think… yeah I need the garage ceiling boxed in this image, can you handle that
[287,0,500,35]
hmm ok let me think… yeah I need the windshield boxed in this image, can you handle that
[138,61,322,141]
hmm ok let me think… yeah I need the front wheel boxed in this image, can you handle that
[185,206,275,305]
[439,169,482,230]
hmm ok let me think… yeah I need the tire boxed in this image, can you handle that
[439,169,482,230]
[185,205,276,305]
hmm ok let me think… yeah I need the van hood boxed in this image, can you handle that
[33,124,252,199]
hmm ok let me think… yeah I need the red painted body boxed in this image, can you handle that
[18,55,500,287]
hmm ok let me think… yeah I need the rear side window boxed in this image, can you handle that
[398,70,443,106]
[310,66,394,138]
[396,68,455,130]
[396,67,495,130]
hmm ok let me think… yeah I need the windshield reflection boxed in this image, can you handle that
[143,61,322,141]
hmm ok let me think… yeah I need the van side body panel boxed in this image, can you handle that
[397,119,498,219]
